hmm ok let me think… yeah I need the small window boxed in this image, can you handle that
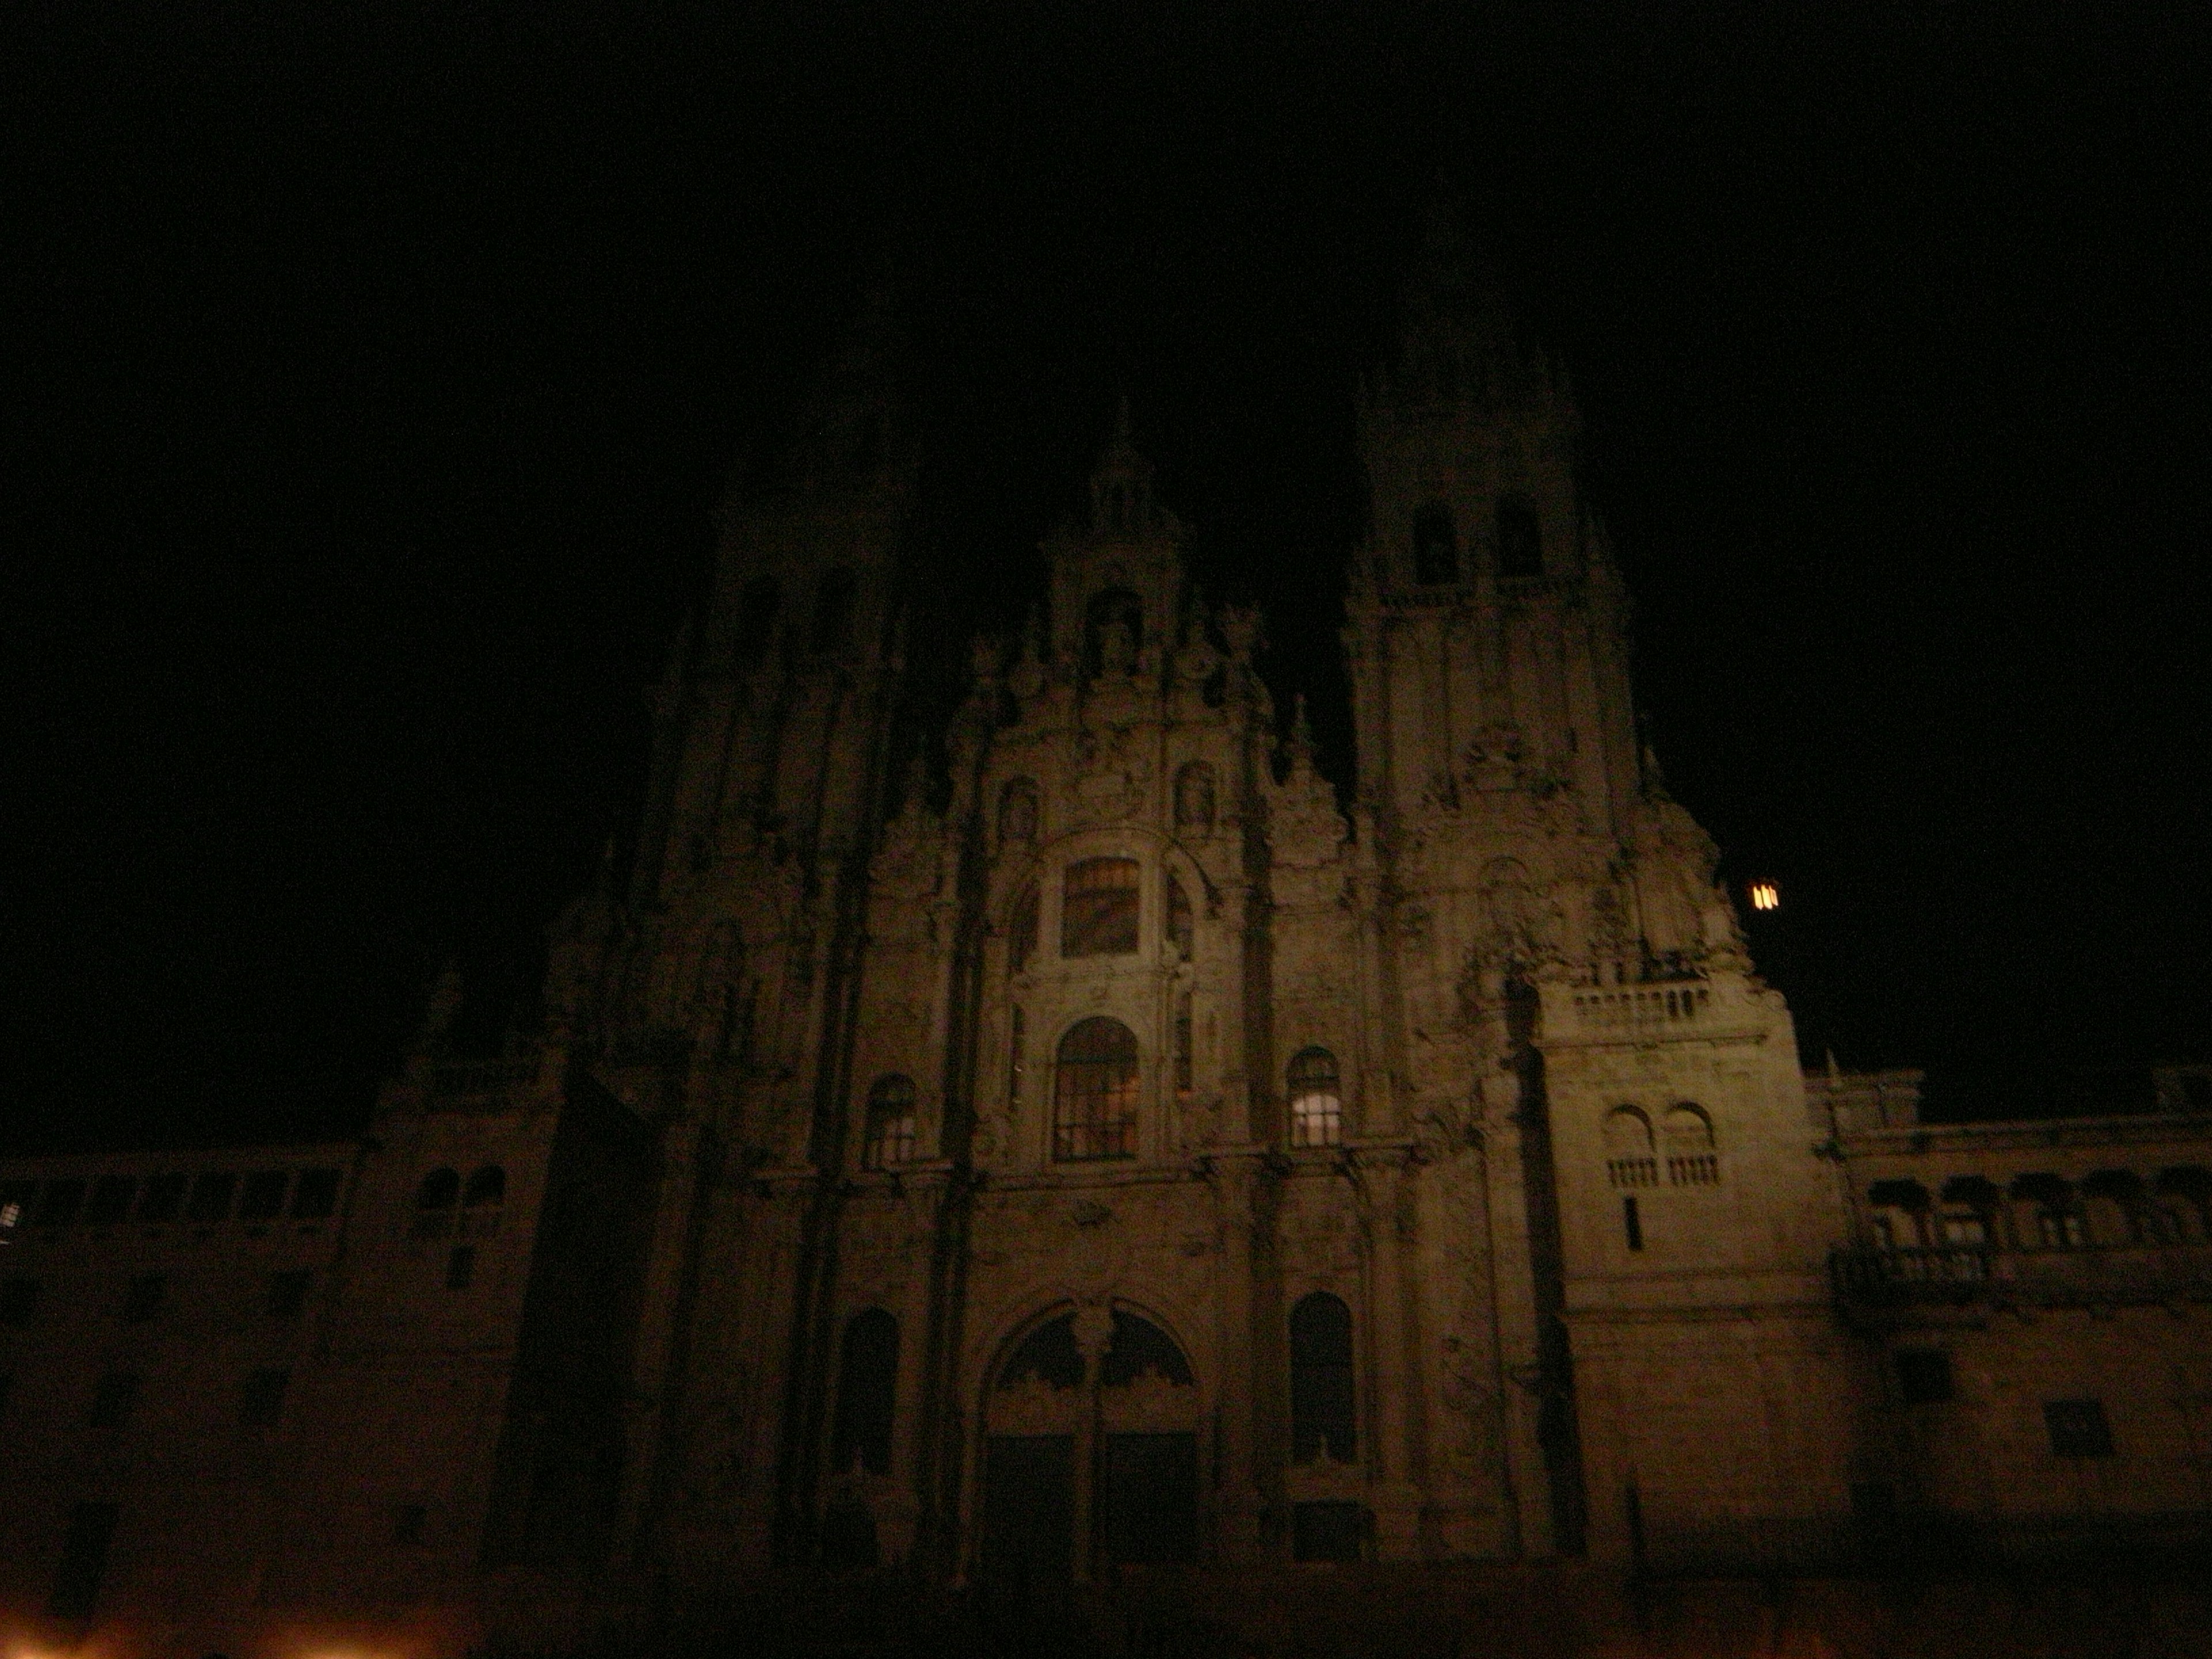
[1896,1349,1954,1405]
[1166,872,1194,961]
[861,1075,918,1171]
[241,1367,290,1428]
[413,1168,460,1240]
[268,1270,312,1320]
[1412,503,1459,585]
[998,777,1040,846]
[238,1171,288,1222]
[393,1503,429,1546]
[122,1274,165,1324]
[85,1176,136,1226]
[2045,1398,2113,1458]
[39,1179,86,1228]
[1174,991,1194,1105]
[461,1165,505,1237]
[445,1245,476,1290]
[1293,1501,1366,1563]
[830,1308,900,1477]
[1062,858,1140,956]
[1054,1017,1140,1162]
[2036,1207,2088,1249]
[1173,762,1217,830]
[1288,1048,1342,1148]
[1289,1292,1356,1463]
[1623,1195,1644,1252]
[137,1172,187,1222]
[1496,495,1543,579]
[812,569,857,654]
[292,1167,342,1219]
[88,1369,141,1429]
[0,1278,38,1327]
[185,1172,236,1224]
[48,1501,119,1619]
[1009,885,1039,975]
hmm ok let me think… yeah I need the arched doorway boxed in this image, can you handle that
[978,1305,1200,1583]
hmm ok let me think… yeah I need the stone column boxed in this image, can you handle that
[1360,1152,1424,1557]
[1211,1157,1265,1560]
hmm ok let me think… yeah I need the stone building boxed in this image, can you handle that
[4,232,2210,1652]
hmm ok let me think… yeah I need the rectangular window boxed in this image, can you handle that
[267,1269,312,1320]
[1896,1349,1953,1404]
[241,1367,290,1427]
[186,1171,237,1223]
[0,1277,37,1327]
[1623,1196,1643,1252]
[238,1170,289,1222]
[88,1370,141,1429]
[136,1172,187,1222]
[48,1501,119,1618]
[122,1274,165,1324]
[1062,858,1141,956]
[2045,1398,2113,1458]
[291,1167,342,1218]
[85,1175,136,1226]
[445,1245,476,1290]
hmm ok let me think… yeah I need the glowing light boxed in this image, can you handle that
[1749,882,1780,912]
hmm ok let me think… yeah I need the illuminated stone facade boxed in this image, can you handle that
[6,243,2211,1650]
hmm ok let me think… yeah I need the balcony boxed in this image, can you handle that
[1832,1243,2212,1323]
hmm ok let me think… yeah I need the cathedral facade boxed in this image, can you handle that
[6,243,2212,1653]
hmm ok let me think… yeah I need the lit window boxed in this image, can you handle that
[1054,1018,1139,1161]
[861,1075,918,1171]
[1288,1048,1342,1148]
[1062,858,1140,957]
[0,1180,32,1232]
[1749,882,1779,912]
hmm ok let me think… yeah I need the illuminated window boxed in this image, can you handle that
[1496,495,1542,578]
[1173,762,1217,830]
[861,1075,918,1171]
[462,1165,505,1237]
[0,1180,35,1233]
[1009,885,1039,974]
[1063,858,1140,956]
[1054,1017,1139,1161]
[1287,1048,1342,1148]
[1413,503,1459,584]
[1290,1293,1355,1462]
[1749,882,1779,912]
[413,1168,460,1240]
[1166,872,1194,960]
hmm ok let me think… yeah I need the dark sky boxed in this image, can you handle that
[9,4,2209,1150]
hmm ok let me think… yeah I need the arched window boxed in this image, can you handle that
[1173,762,1216,830]
[1412,504,1459,585]
[1662,1104,1718,1185]
[1934,1176,1999,1267]
[1009,884,1039,974]
[2012,1173,2085,1249]
[861,1075,917,1171]
[1867,1179,1930,1252]
[412,1168,459,1240]
[998,778,1039,846]
[1495,496,1543,579]
[811,569,857,654]
[1603,1108,1657,1187]
[461,1165,505,1237]
[1063,858,1140,957]
[1289,1292,1355,1463]
[1287,1048,1342,1148]
[1054,1017,1139,1161]
[2082,1170,2152,1243]
[733,576,781,665]
[830,1309,900,1478]
[1084,589,1144,679]
[2156,1166,2212,1243]
[1166,872,1194,961]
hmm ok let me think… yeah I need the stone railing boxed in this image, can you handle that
[1832,1243,2212,1317]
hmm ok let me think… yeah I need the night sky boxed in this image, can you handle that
[9,5,2209,1152]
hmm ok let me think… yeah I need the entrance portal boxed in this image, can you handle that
[979,1306,1200,1580]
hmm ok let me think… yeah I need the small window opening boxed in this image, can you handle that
[413,1168,460,1240]
[1083,589,1144,679]
[1287,1048,1342,1148]
[1054,1017,1139,1161]
[1623,1196,1644,1252]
